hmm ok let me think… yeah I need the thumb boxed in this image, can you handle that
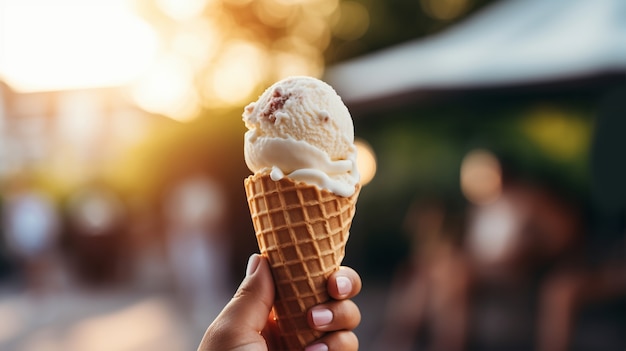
[198,254,275,351]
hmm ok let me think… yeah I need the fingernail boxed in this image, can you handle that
[311,308,333,327]
[336,276,352,296]
[246,254,260,277]
[305,343,328,351]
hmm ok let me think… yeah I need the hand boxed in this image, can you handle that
[198,254,362,351]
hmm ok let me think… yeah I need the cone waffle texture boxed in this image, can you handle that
[244,173,360,350]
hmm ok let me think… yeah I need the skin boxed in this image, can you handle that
[198,254,362,351]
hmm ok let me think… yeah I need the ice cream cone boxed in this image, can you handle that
[244,173,360,350]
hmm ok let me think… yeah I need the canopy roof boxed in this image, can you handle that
[325,0,626,109]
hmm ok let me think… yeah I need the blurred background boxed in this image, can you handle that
[0,0,624,350]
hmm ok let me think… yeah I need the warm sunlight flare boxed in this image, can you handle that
[0,0,158,92]
[206,40,268,106]
[0,0,349,121]
[355,138,377,186]
[156,0,208,21]
[130,55,201,123]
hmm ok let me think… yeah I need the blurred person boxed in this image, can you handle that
[1,179,61,293]
[198,254,362,351]
[537,91,626,351]
[465,178,583,282]
[537,252,626,351]
[377,150,586,351]
[375,196,470,351]
[463,151,585,350]
[66,183,127,285]
[164,175,231,328]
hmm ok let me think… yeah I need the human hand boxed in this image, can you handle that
[197,253,362,351]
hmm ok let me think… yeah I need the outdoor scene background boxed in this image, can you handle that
[0,0,624,350]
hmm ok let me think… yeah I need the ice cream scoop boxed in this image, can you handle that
[243,76,359,197]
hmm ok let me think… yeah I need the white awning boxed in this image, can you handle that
[325,0,626,106]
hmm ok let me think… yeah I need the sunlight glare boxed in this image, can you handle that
[271,36,323,78]
[223,0,253,5]
[207,41,268,105]
[307,0,339,17]
[156,0,207,21]
[0,0,158,92]
[256,0,297,28]
[290,16,331,50]
[273,51,323,79]
[172,22,221,69]
[131,55,200,122]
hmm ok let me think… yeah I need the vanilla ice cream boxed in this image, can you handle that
[243,76,359,197]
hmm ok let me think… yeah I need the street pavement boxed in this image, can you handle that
[0,280,389,351]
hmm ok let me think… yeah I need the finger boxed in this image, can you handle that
[327,267,362,300]
[305,331,358,351]
[198,254,274,350]
[222,254,275,331]
[308,299,361,332]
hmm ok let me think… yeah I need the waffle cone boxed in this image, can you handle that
[244,173,360,350]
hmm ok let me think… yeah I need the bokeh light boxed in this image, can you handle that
[355,138,377,186]
[130,55,201,122]
[171,21,222,70]
[205,40,268,106]
[127,0,343,120]
[420,0,470,20]
[290,16,332,51]
[255,0,297,28]
[331,1,370,41]
[0,0,346,121]
[522,106,591,161]
[460,149,502,205]
[156,0,207,21]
